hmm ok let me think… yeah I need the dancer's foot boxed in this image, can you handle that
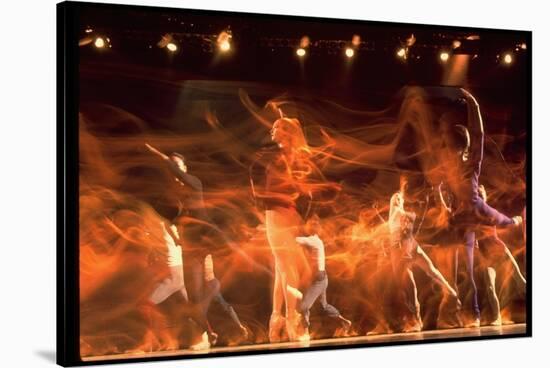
[286,311,303,341]
[189,332,211,351]
[208,331,218,346]
[366,322,393,336]
[269,313,286,343]
[239,325,249,340]
[339,316,352,334]
[489,316,502,326]
[437,320,461,329]
[402,315,423,333]
[297,332,310,342]
[402,321,423,333]
[464,318,480,328]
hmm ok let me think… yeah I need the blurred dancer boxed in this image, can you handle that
[250,117,318,342]
[439,90,522,327]
[145,143,218,346]
[143,221,217,351]
[203,254,249,339]
[363,204,395,335]
[293,216,352,340]
[476,185,526,326]
[389,191,460,332]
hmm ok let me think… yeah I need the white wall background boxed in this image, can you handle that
[1,0,548,366]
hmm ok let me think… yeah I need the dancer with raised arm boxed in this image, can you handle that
[145,143,219,348]
[438,89,523,327]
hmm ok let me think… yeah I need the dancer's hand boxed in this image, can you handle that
[513,216,523,226]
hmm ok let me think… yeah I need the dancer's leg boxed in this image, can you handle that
[150,266,187,305]
[464,231,480,325]
[415,246,458,298]
[473,198,515,227]
[485,266,501,325]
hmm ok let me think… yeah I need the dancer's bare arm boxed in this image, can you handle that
[438,183,452,213]
[145,143,170,161]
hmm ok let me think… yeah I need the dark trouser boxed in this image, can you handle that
[205,279,244,328]
[299,271,341,327]
[184,256,218,337]
[452,199,514,321]
[471,197,514,227]
[458,231,480,320]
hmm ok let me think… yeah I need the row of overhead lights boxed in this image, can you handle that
[157,30,232,53]
[82,28,526,66]
[81,28,233,53]
[393,34,526,66]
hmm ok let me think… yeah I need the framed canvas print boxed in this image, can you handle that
[57,1,531,366]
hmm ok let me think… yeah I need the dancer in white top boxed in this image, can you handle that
[293,216,352,340]
[388,190,460,332]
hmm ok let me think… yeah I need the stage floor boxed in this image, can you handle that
[83,323,526,362]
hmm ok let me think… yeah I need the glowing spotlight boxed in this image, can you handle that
[503,53,513,64]
[166,42,178,52]
[217,31,232,52]
[440,51,450,62]
[94,37,105,48]
[452,40,462,49]
[345,48,354,58]
[352,34,361,47]
[296,48,306,57]
[520,43,527,50]
[85,27,93,34]
[219,40,231,52]
[396,47,407,60]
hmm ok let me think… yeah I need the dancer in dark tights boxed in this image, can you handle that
[438,89,523,327]
[203,254,249,339]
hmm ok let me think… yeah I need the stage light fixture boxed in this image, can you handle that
[440,51,450,62]
[345,47,354,58]
[503,53,513,64]
[166,42,178,52]
[296,48,306,57]
[452,40,462,49]
[396,47,407,60]
[220,41,231,52]
[94,37,105,48]
[352,35,361,47]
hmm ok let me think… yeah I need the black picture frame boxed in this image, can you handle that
[57,1,532,366]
